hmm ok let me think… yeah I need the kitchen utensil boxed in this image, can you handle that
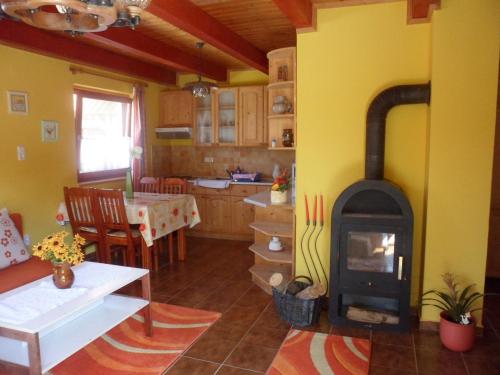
[282,129,294,147]
[272,96,292,114]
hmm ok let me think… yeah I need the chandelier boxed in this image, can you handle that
[184,42,218,98]
[0,0,151,34]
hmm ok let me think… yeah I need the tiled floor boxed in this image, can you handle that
[126,237,500,375]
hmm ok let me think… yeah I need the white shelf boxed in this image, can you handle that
[249,243,292,264]
[0,294,148,372]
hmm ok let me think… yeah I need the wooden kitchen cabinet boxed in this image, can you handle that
[239,86,266,146]
[267,47,296,150]
[191,86,266,147]
[194,93,214,146]
[205,195,231,233]
[187,183,268,240]
[231,196,255,235]
[214,88,238,146]
[159,90,193,126]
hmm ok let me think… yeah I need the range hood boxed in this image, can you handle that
[155,127,192,139]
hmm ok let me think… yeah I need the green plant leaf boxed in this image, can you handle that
[458,285,474,303]
[421,297,450,311]
[463,293,484,312]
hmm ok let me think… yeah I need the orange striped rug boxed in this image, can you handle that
[267,329,371,375]
[49,302,220,375]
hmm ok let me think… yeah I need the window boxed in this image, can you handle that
[74,89,132,183]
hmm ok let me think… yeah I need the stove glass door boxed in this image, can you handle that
[346,231,395,273]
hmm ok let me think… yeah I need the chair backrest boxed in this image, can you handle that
[159,178,187,194]
[92,189,134,238]
[64,187,99,233]
[139,177,159,193]
[9,213,23,236]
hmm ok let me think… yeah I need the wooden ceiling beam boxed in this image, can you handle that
[407,0,440,23]
[0,20,176,85]
[146,0,268,74]
[83,29,228,81]
[272,0,314,29]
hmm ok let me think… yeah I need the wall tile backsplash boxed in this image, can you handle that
[152,145,294,180]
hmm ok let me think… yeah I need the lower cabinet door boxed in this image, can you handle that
[205,195,231,233]
[231,196,255,235]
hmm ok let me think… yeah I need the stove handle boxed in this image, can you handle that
[398,256,403,280]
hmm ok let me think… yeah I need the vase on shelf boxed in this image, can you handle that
[125,168,134,199]
[52,261,74,289]
[282,129,294,147]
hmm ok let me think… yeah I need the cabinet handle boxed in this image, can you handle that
[398,256,403,280]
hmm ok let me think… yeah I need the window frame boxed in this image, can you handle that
[74,88,132,183]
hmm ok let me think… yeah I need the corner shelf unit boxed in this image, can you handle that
[267,47,297,150]
[244,192,295,294]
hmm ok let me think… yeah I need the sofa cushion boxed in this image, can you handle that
[0,257,53,293]
[0,208,30,270]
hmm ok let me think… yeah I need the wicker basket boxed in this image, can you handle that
[272,276,322,327]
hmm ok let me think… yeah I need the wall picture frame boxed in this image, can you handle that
[7,91,29,114]
[41,120,59,142]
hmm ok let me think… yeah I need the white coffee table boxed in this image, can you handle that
[0,262,152,375]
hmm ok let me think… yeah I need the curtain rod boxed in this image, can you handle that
[69,65,148,88]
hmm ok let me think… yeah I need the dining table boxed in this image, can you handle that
[56,192,200,270]
[126,192,200,269]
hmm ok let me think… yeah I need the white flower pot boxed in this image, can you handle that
[270,190,287,204]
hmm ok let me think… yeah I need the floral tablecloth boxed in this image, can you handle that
[125,193,200,247]
[56,192,200,247]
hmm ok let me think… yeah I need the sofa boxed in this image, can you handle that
[0,213,52,294]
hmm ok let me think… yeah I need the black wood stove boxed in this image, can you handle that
[329,83,431,332]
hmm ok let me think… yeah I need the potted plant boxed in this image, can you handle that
[422,272,483,352]
[270,169,289,204]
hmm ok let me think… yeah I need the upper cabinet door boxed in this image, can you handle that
[239,86,265,146]
[159,90,193,127]
[214,88,238,146]
[194,93,214,146]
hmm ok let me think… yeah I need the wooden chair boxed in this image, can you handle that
[159,178,187,195]
[64,187,104,262]
[139,177,160,193]
[92,189,141,267]
[158,178,188,264]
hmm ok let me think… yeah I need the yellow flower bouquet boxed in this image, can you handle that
[32,231,85,265]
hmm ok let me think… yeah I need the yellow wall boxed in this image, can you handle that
[0,45,164,244]
[421,0,500,322]
[297,1,431,304]
[297,0,500,319]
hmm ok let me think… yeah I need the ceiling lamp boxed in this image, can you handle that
[0,0,151,34]
[184,42,218,98]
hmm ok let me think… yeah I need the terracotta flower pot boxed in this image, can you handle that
[439,311,476,352]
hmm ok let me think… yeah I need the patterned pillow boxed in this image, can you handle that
[0,208,30,270]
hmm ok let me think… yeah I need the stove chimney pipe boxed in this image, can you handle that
[365,83,431,180]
